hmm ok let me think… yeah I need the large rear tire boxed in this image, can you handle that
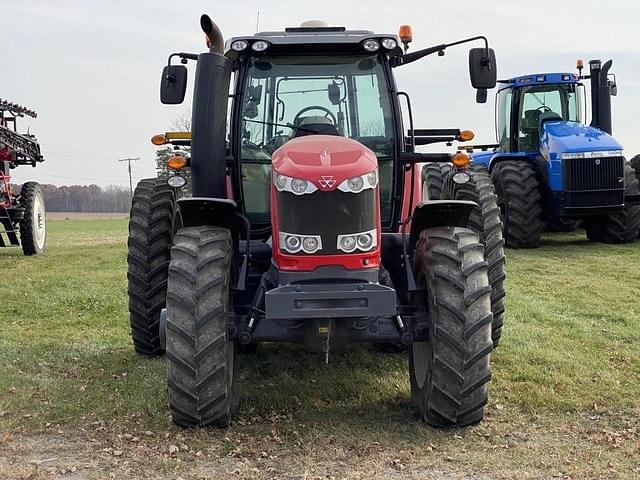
[409,227,493,428]
[166,226,238,428]
[491,160,543,248]
[127,178,176,356]
[584,162,640,243]
[19,182,46,256]
[447,165,506,348]
[421,163,453,200]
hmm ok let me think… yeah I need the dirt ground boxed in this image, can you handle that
[2,409,639,480]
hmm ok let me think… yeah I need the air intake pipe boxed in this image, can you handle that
[589,59,613,135]
[190,14,232,198]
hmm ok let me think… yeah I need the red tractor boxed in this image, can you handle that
[127,16,505,428]
[0,99,46,255]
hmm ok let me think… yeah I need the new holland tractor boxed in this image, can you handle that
[462,59,640,247]
[0,98,47,255]
[127,15,504,428]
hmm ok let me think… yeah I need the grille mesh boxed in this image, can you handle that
[563,156,624,207]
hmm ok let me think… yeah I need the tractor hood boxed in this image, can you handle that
[541,121,623,160]
[272,135,378,192]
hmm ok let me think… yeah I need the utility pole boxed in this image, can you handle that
[118,157,140,198]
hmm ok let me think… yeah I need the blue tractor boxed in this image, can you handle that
[468,59,640,247]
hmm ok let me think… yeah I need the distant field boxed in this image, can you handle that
[0,219,639,479]
[46,211,129,220]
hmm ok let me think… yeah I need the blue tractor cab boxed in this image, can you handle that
[471,60,640,247]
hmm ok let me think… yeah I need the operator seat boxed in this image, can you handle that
[293,116,340,138]
[519,109,541,152]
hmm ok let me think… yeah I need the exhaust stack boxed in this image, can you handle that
[589,59,613,135]
[190,15,231,198]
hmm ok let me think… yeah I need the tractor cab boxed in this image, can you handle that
[230,44,399,228]
[495,73,586,153]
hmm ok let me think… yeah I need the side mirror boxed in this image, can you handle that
[469,47,497,90]
[160,65,188,104]
[328,81,341,105]
[476,88,488,103]
[610,81,618,96]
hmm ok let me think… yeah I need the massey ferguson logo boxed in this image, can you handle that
[319,176,336,189]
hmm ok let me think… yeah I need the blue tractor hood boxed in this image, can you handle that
[541,121,623,160]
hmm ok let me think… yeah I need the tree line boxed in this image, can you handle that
[12,184,132,212]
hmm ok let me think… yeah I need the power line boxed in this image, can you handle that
[118,157,140,198]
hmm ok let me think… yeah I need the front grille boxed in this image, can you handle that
[563,156,624,207]
[277,189,376,255]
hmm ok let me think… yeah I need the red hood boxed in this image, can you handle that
[272,135,377,191]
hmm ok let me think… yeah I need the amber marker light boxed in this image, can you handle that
[577,59,584,70]
[451,151,471,167]
[167,155,188,171]
[399,25,413,44]
[151,134,167,146]
[458,130,475,142]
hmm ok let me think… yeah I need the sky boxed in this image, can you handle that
[3,0,640,188]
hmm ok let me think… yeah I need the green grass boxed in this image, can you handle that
[1,220,639,478]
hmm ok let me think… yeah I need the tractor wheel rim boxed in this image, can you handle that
[33,192,46,249]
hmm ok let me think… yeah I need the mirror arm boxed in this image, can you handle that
[392,35,492,69]
[165,52,199,87]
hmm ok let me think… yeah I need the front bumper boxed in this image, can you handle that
[265,282,396,319]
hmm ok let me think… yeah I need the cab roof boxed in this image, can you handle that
[224,27,402,58]
[500,72,580,88]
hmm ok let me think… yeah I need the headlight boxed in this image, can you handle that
[362,39,380,52]
[167,174,187,188]
[347,176,364,193]
[279,232,322,254]
[339,235,357,253]
[337,229,377,253]
[291,178,308,194]
[561,150,623,160]
[381,38,398,50]
[251,40,270,52]
[337,170,378,193]
[274,172,318,195]
[231,40,249,51]
[452,172,470,185]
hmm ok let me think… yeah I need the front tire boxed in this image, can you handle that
[584,162,640,243]
[446,165,506,348]
[409,227,493,428]
[166,226,238,428]
[127,179,177,356]
[491,160,543,248]
[19,182,46,256]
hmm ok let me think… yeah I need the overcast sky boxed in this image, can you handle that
[3,0,640,187]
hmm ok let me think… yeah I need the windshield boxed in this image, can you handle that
[517,83,584,152]
[238,54,395,225]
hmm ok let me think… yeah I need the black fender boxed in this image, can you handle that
[487,152,530,173]
[176,197,249,289]
[177,197,238,229]
[409,200,476,251]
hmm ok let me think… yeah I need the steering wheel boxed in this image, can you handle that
[536,106,552,113]
[292,106,337,127]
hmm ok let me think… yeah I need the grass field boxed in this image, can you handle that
[1,218,639,479]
